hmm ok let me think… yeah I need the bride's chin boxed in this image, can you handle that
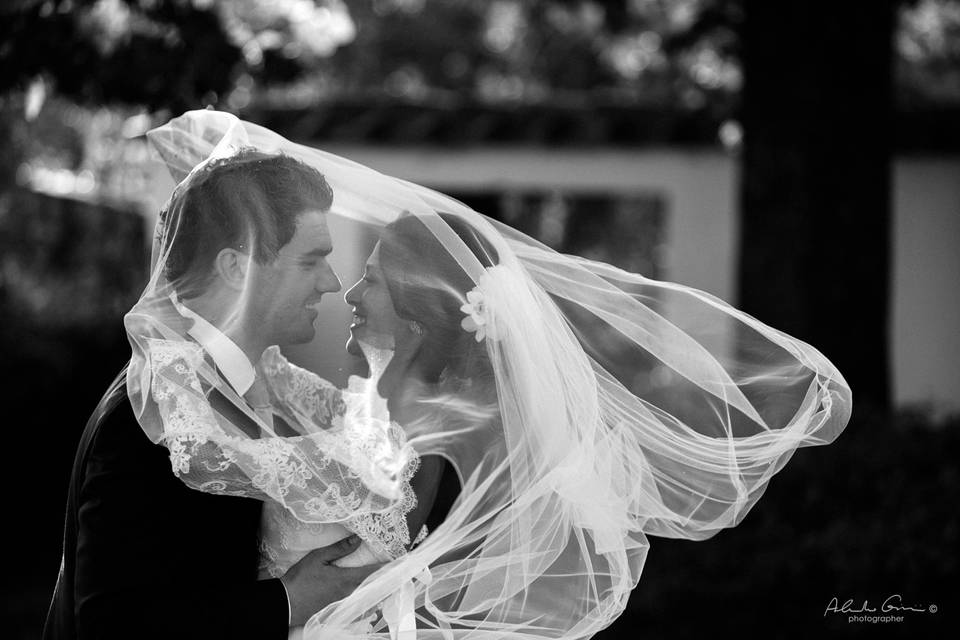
[345,334,363,357]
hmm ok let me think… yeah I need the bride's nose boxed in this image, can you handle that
[344,279,363,305]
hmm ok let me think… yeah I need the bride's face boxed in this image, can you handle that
[344,243,406,356]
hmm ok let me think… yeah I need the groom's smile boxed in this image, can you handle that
[249,209,341,346]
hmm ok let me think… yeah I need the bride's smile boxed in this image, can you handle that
[343,243,406,356]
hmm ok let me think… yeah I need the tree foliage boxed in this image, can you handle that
[3,0,957,114]
[0,0,355,111]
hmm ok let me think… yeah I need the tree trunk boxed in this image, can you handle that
[738,0,895,410]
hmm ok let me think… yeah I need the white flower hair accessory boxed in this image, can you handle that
[459,265,511,342]
[460,289,489,342]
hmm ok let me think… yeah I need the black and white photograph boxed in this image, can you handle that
[1,1,957,638]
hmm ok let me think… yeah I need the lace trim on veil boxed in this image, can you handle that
[261,346,422,559]
[146,339,420,555]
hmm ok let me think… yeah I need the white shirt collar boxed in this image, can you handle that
[169,294,256,396]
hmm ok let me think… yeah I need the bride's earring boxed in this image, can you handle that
[410,322,424,336]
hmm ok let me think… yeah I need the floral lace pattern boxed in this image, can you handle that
[346,428,420,559]
[147,339,414,523]
[260,346,345,432]
[146,338,421,560]
[257,348,423,568]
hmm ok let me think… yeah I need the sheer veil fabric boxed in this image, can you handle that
[130,109,852,639]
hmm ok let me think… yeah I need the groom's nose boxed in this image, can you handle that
[318,265,342,294]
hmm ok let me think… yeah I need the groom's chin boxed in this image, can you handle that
[290,324,317,345]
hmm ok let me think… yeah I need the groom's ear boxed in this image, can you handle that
[213,248,249,292]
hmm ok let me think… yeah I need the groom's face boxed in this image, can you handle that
[247,209,341,345]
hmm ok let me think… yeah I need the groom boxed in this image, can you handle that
[44,151,380,640]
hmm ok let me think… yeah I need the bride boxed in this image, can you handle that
[256,211,503,637]
[139,110,852,640]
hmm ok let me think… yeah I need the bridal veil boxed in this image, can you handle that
[131,109,851,639]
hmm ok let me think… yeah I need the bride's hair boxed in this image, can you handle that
[379,212,498,385]
[158,149,332,299]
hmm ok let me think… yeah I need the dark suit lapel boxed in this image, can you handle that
[271,413,298,438]
[207,385,262,439]
[195,346,301,439]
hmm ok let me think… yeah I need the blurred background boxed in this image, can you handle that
[1,0,958,638]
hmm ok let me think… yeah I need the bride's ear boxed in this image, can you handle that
[214,247,249,292]
[390,321,427,369]
[398,321,427,355]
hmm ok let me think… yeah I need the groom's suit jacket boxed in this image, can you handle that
[43,366,289,640]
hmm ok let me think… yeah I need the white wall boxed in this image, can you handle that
[892,158,960,415]
[321,145,960,414]
[320,146,740,303]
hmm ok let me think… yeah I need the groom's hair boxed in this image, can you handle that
[159,148,333,299]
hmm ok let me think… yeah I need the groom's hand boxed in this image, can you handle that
[280,535,385,627]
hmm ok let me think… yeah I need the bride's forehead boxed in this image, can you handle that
[359,243,384,275]
[367,243,382,265]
